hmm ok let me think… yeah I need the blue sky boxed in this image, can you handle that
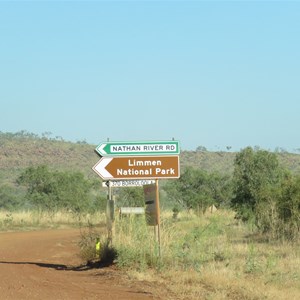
[0,1,299,152]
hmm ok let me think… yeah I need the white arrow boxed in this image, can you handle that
[97,143,107,155]
[92,157,113,179]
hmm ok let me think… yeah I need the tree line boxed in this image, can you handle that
[0,146,299,239]
[165,147,300,240]
[0,165,105,213]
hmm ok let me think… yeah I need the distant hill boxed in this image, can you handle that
[1,132,300,186]
[0,132,98,185]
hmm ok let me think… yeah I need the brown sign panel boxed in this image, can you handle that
[93,156,180,180]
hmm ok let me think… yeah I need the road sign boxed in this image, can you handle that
[93,156,180,180]
[95,141,180,156]
[102,180,155,188]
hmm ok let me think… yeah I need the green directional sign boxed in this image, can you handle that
[95,141,180,156]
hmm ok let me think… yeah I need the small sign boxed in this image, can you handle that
[119,207,145,215]
[95,141,180,156]
[102,180,155,188]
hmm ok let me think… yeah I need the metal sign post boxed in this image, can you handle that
[106,181,114,244]
[155,179,161,257]
[93,139,181,258]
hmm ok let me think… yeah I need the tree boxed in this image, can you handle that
[17,165,93,212]
[232,147,300,239]
[52,171,92,212]
[231,147,283,222]
[17,165,56,210]
[277,174,300,239]
[196,145,207,152]
[117,187,145,207]
[164,167,232,213]
[0,185,21,211]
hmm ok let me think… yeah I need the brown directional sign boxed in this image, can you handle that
[92,156,180,180]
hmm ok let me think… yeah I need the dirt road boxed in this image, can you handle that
[0,228,168,300]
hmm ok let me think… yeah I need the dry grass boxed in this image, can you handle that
[2,209,299,299]
[114,209,300,300]
[0,210,105,231]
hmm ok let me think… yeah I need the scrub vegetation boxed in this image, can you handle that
[1,131,300,299]
[111,210,300,300]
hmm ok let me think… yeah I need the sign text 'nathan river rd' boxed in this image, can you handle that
[95,141,180,156]
[93,156,180,180]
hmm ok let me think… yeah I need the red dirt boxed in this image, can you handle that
[0,228,169,300]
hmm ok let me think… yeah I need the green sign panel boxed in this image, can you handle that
[95,141,180,156]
